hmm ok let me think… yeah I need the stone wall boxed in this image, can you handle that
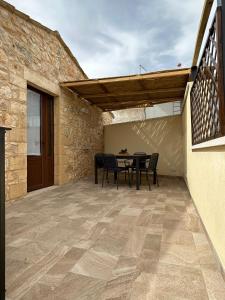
[0,0,105,200]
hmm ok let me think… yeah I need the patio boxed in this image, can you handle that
[6,177,225,300]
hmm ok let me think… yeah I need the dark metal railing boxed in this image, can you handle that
[191,5,225,145]
[0,126,10,300]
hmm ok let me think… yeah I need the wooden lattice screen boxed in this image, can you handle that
[191,7,225,145]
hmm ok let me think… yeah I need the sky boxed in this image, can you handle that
[7,0,206,78]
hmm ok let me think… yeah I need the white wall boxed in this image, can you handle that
[104,115,184,176]
[112,102,181,124]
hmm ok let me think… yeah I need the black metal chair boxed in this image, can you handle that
[102,154,130,189]
[131,152,147,184]
[145,153,159,190]
[95,153,105,169]
[131,153,159,190]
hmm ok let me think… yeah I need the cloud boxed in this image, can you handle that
[7,0,205,78]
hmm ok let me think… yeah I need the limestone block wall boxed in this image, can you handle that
[0,0,105,200]
[59,88,104,184]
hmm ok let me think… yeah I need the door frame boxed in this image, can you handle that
[27,85,54,192]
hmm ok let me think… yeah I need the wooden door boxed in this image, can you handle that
[27,87,54,192]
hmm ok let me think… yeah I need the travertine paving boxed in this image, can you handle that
[6,177,225,299]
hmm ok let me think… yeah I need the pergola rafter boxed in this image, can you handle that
[61,68,190,111]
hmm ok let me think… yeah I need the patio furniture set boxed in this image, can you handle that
[94,152,159,190]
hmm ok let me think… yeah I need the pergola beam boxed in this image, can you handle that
[61,68,190,87]
[103,103,153,111]
[79,87,185,99]
[98,100,153,108]
[60,67,189,111]
[97,97,181,107]
[97,97,181,111]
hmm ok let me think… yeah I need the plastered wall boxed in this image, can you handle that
[104,115,184,177]
[183,82,225,271]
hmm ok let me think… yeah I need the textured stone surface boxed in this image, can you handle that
[0,1,109,200]
[6,177,225,299]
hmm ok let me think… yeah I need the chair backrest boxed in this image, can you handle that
[95,153,105,168]
[103,154,117,170]
[133,152,147,168]
[148,153,159,171]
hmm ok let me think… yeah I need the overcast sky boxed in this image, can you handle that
[8,0,205,78]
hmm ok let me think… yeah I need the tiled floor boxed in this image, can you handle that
[6,176,225,300]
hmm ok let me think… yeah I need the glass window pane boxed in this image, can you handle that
[27,89,41,155]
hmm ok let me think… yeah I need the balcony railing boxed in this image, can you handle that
[191,6,225,145]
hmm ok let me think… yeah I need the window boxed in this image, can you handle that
[27,89,41,155]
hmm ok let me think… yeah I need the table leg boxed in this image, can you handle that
[114,171,117,184]
[94,158,98,184]
[136,157,140,190]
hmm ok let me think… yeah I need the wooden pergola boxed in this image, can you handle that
[61,68,190,111]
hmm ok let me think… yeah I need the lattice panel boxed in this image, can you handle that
[191,9,225,145]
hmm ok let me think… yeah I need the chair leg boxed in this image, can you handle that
[146,171,151,191]
[125,171,126,182]
[128,169,131,187]
[140,170,142,185]
[106,169,109,183]
[117,172,119,189]
[102,170,105,187]
[156,172,159,187]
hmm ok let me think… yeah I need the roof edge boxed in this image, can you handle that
[61,67,191,85]
[0,0,88,79]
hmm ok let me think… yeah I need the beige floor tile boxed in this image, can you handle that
[202,269,225,300]
[5,177,223,300]
[130,272,156,300]
[19,282,55,300]
[162,229,195,246]
[123,226,147,257]
[47,247,85,275]
[154,269,208,299]
[159,242,200,268]
[71,249,118,280]
[120,207,142,216]
[53,272,106,300]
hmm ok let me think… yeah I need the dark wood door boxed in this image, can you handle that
[27,87,54,192]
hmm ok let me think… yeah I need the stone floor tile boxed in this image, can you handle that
[202,269,225,299]
[53,272,106,300]
[159,242,200,268]
[122,226,147,257]
[154,268,208,299]
[130,272,156,300]
[19,282,55,300]
[71,249,118,280]
[5,177,224,299]
[119,207,142,217]
[162,229,195,246]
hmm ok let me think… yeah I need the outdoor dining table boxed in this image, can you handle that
[94,154,152,190]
